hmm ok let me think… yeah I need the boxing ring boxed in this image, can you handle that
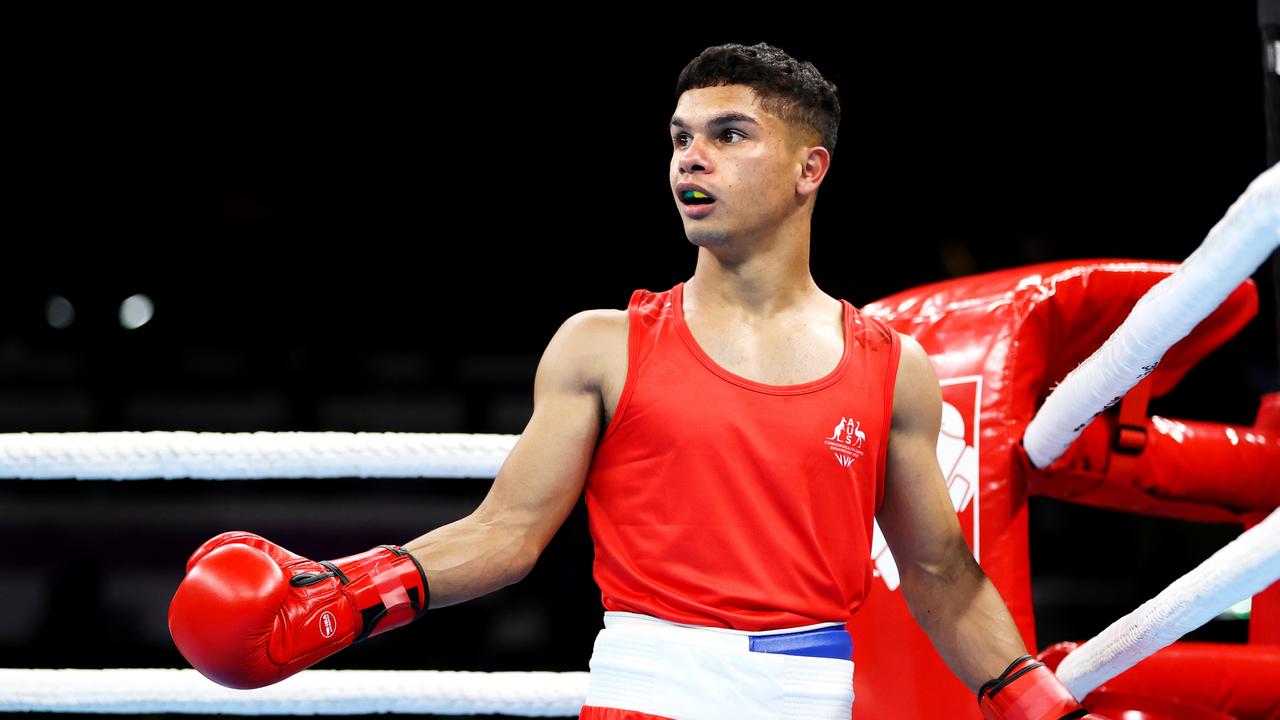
[0,157,1278,718]
[15,9,1280,702]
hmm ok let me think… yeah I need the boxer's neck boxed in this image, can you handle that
[686,248,826,322]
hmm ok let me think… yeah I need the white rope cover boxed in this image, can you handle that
[0,668,589,716]
[4,511,1271,716]
[1055,505,1280,699]
[0,431,517,480]
[1023,161,1280,469]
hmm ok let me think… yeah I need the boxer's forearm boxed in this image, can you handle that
[901,550,1030,694]
[402,514,535,609]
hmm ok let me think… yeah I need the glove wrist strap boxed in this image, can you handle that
[978,657,1087,720]
[327,545,431,642]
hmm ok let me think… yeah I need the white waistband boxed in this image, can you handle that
[603,611,846,647]
[589,611,854,719]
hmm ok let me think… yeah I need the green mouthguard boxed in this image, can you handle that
[683,190,710,200]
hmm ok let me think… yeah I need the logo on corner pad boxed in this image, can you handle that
[870,374,983,592]
[824,416,866,467]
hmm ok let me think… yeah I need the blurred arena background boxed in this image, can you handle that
[1,5,1275,719]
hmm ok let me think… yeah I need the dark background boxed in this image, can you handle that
[1,6,1276,719]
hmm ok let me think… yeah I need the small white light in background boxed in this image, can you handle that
[1216,596,1252,621]
[119,294,155,330]
[1228,597,1252,618]
[46,295,75,329]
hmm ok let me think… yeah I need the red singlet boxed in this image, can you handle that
[584,281,902,631]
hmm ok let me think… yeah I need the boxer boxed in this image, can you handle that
[169,42,1106,720]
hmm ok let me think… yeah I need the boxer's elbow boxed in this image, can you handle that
[474,513,542,585]
[900,566,959,626]
[898,540,981,626]
[510,535,542,584]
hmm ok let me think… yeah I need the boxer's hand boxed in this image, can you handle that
[978,655,1110,720]
[167,530,430,689]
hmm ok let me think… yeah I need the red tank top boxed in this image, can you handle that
[584,281,902,630]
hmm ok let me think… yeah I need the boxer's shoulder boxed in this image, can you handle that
[890,332,941,432]
[547,308,628,394]
[548,309,629,432]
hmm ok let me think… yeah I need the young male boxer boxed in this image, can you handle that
[169,42,1106,720]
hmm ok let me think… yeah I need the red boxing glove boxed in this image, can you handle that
[978,655,1109,720]
[167,530,430,689]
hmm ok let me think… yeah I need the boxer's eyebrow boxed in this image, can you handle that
[670,112,761,130]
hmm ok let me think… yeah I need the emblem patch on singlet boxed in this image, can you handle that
[823,416,867,467]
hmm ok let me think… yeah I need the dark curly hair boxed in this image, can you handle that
[675,42,841,157]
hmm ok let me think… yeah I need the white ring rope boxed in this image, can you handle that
[1,507,1272,715]
[3,169,1277,712]
[1023,161,1280,469]
[0,431,517,480]
[0,668,589,716]
[1055,505,1280,699]
[1,432,1274,713]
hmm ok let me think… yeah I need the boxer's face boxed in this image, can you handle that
[669,84,813,247]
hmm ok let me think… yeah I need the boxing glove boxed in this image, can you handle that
[978,655,1109,720]
[168,530,430,689]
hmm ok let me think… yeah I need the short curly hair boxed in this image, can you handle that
[675,42,841,156]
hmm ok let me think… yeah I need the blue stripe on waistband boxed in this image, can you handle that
[747,626,853,660]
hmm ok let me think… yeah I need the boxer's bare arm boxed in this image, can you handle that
[402,309,617,608]
[875,333,1029,693]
